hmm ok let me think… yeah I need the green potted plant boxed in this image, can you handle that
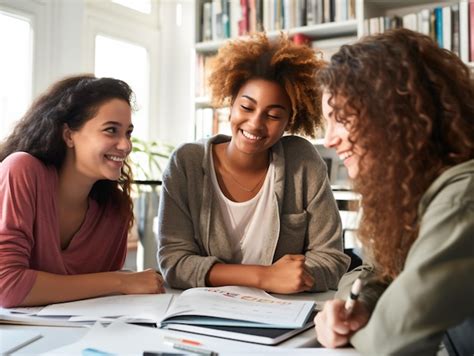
[128,137,174,271]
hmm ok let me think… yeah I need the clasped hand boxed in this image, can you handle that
[262,254,315,294]
[118,268,165,294]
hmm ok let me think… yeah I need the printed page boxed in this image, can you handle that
[162,286,314,328]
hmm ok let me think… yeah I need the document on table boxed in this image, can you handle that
[0,330,42,355]
[161,286,315,328]
[2,294,173,325]
[37,294,173,323]
[44,321,360,356]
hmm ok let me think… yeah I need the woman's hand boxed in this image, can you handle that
[315,299,370,348]
[118,268,165,294]
[261,254,314,293]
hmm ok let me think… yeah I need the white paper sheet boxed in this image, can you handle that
[37,294,173,322]
[44,321,360,355]
[0,330,42,355]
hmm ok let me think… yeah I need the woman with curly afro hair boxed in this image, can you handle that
[315,29,474,355]
[157,33,349,294]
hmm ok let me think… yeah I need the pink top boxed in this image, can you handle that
[0,152,129,307]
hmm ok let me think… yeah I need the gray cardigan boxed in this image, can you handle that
[157,135,349,291]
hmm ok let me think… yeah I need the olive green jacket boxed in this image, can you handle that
[337,160,474,355]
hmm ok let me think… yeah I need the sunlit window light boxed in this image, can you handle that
[111,0,152,14]
[94,34,150,141]
[0,11,33,140]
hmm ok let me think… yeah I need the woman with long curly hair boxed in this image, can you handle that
[0,75,164,307]
[315,29,474,354]
[157,34,349,293]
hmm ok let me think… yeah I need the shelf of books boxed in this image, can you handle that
[194,1,474,140]
[362,0,474,66]
[194,0,359,139]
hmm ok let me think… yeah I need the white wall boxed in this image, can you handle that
[156,0,195,146]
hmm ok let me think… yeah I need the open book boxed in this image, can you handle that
[160,286,315,329]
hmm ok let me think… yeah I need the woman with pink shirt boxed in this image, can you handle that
[0,74,164,307]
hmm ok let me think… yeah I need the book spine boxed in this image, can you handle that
[402,13,417,32]
[348,0,355,20]
[429,9,436,42]
[435,7,443,48]
[470,0,474,61]
[316,0,323,24]
[230,0,240,38]
[248,0,256,33]
[418,9,430,35]
[442,5,452,51]
[323,0,331,23]
[238,0,249,36]
[451,4,460,57]
[306,0,315,25]
[222,0,230,38]
[459,0,469,62]
[202,2,213,42]
[256,0,264,31]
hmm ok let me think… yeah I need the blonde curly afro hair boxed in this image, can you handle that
[208,33,324,137]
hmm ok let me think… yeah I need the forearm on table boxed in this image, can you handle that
[206,263,266,289]
[20,270,125,306]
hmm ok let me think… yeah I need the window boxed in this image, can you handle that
[95,35,150,140]
[84,0,159,141]
[0,11,33,140]
[111,0,151,14]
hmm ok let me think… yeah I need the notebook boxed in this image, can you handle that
[163,310,317,345]
[160,286,315,329]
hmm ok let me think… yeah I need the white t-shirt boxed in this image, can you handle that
[210,154,275,265]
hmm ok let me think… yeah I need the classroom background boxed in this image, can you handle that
[1,0,473,271]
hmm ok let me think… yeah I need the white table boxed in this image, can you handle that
[0,289,360,355]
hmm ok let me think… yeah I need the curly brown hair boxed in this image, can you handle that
[317,29,474,280]
[208,33,324,137]
[0,74,135,230]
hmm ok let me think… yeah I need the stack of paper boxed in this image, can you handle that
[0,294,173,326]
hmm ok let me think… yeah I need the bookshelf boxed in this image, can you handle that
[193,0,360,140]
[193,0,474,141]
[191,1,473,254]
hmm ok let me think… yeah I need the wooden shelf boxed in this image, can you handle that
[195,20,358,53]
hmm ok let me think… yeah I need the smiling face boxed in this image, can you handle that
[64,98,133,183]
[229,78,291,157]
[322,91,361,179]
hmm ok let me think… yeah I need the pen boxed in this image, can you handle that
[164,335,202,346]
[344,278,362,317]
[172,343,218,356]
[82,348,116,356]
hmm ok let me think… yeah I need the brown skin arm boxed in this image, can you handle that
[18,268,164,307]
[207,254,315,294]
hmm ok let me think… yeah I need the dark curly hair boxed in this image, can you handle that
[317,29,474,280]
[208,33,324,137]
[0,74,136,229]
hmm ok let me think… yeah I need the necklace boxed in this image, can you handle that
[221,165,268,193]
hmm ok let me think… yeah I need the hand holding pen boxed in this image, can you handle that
[315,277,370,348]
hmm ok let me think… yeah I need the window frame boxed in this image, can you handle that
[84,0,160,141]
